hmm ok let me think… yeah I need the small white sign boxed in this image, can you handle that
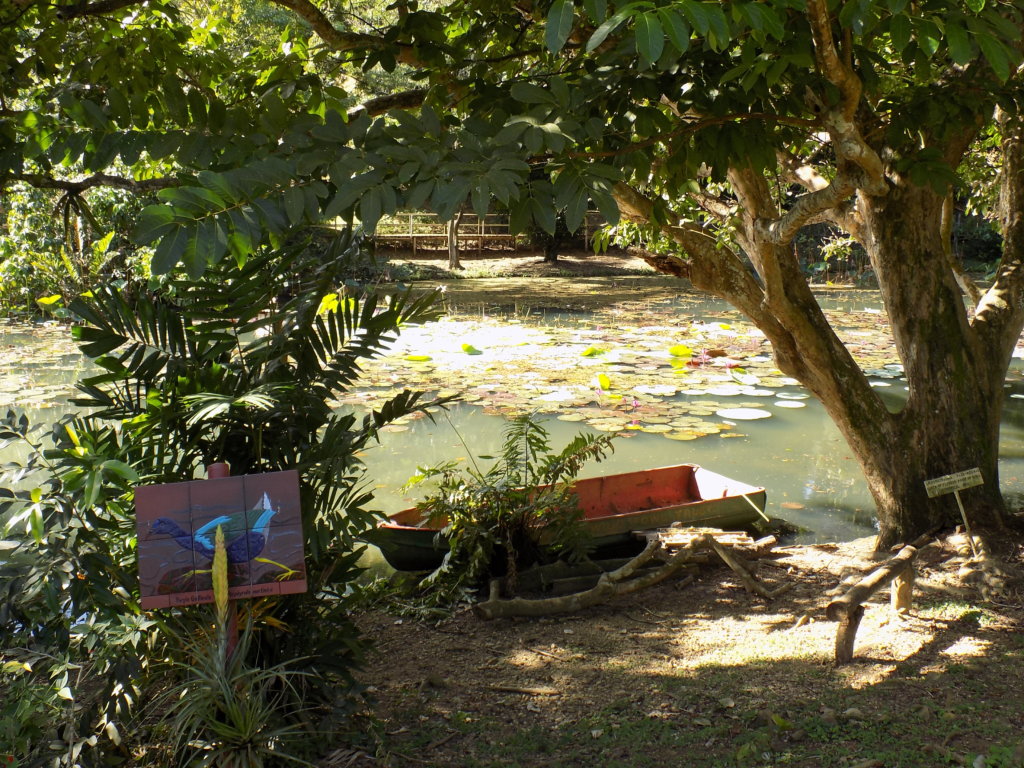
[924,468,984,498]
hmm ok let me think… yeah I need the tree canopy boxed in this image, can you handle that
[4,0,1024,543]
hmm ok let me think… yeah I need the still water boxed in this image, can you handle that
[4,281,1024,543]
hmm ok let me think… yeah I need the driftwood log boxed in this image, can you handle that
[698,535,791,600]
[826,532,933,664]
[473,539,696,620]
[474,527,786,620]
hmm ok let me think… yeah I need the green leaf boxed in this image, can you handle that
[100,460,138,482]
[546,0,575,54]
[471,180,490,218]
[635,13,664,66]
[189,218,223,275]
[680,0,711,36]
[945,21,971,65]
[564,185,588,233]
[659,8,691,53]
[133,205,176,245]
[510,82,555,105]
[283,186,306,226]
[964,0,985,10]
[360,187,383,231]
[30,507,44,544]
[581,346,605,357]
[889,14,911,52]
[151,225,190,275]
[462,343,483,355]
[583,0,607,23]
[743,3,784,40]
[597,373,611,391]
[586,9,629,51]
[669,344,693,357]
[977,33,1011,81]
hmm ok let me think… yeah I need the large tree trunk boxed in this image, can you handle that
[854,180,1008,546]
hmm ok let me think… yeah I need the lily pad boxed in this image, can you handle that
[640,424,673,434]
[774,400,807,409]
[715,408,773,421]
[706,385,744,396]
[665,431,699,440]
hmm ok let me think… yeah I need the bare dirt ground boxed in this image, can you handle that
[337,529,1024,768]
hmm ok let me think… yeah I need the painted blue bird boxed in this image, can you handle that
[150,492,278,564]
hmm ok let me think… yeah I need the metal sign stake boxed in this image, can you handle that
[923,468,982,558]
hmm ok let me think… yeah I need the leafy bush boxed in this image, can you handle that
[0,230,447,764]
[406,413,615,601]
[0,183,150,316]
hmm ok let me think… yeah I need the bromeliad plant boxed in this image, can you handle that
[406,413,615,601]
[159,526,313,768]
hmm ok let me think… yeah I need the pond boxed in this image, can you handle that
[5,279,1024,543]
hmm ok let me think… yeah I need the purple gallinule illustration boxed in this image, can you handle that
[150,492,290,573]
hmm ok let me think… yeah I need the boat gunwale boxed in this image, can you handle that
[376,463,765,533]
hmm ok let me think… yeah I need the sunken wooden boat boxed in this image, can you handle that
[366,463,767,572]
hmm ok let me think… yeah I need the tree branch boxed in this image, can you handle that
[975,111,1024,365]
[942,193,983,306]
[805,0,886,194]
[776,149,830,192]
[7,172,177,193]
[56,0,143,20]
[268,0,426,68]
[612,182,770,322]
[347,88,428,118]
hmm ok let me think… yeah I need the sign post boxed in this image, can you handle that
[923,468,983,556]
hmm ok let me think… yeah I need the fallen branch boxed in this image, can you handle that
[473,540,695,619]
[825,544,919,623]
[699,535,791,600]
[825,534,935,664]
[489,684,561,696]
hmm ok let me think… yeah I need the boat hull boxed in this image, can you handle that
[365,463,766,572]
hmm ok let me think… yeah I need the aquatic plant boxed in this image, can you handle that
[406,412,615,601]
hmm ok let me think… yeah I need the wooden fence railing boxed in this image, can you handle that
[372,211,606,255]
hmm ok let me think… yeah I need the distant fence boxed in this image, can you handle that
[374,212,518,256]
[372,211,605,256]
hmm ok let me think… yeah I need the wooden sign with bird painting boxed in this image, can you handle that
[135,469,307,609]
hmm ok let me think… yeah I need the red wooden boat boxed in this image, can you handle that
[366,463,766,571]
